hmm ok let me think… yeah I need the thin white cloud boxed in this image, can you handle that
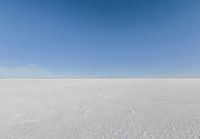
[0,65,61,78]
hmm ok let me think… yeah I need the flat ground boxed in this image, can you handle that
[0,79,200,139]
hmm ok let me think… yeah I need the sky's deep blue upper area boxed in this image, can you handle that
[0,0,200,77]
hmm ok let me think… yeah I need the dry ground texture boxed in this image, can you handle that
[0,79,200,139]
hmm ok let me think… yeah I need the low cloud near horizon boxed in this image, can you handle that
[0,64,61,78]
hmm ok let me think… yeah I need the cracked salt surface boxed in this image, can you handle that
[0,79,200,139]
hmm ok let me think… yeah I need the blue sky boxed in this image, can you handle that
[0,0,200,77]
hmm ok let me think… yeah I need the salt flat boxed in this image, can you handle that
[0,79,200,139]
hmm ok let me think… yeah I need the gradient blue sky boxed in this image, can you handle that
[0,0,200,77]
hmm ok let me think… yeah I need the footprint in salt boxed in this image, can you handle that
[127,109,136,116]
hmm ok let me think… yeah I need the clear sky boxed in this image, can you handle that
[0,0,200,78]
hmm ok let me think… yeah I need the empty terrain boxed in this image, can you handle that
[0,79,200,139]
